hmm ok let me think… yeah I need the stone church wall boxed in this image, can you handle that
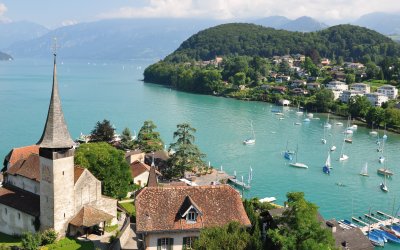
[6,175,40,195]
[0,204,36,236]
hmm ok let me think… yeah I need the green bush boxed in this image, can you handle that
[21,232,41,250]
[41,229,58,245]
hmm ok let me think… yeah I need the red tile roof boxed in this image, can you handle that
[0,185,40,216]
[4,145,39,167]
[135,185,251,233]
[7,154,40,182]
[130,161,161,179]
[69,206,114,227]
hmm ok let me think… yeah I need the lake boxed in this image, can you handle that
[1,58,400,248]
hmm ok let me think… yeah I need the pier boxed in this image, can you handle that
[350,210,400,234]
[228,177,250,189]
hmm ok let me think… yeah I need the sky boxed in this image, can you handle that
[0,0,400,28]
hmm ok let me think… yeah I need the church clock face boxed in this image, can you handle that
[42,165,52,183]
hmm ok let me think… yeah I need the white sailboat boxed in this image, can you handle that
[243,121,256,145]
[360,162,369,176]
[321,126,327,144]
[324,114,332,128]
[296,102,303,115]
[369,123,378,136]
[289,144,309,169]
[378,139,385,164]
[380,174,388,192]
[339,135,348,161]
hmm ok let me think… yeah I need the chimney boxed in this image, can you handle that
[326,220,336,233]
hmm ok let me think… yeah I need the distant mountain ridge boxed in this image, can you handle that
[354,12,400,35]
[254,16,328,32]
[0,21,49,49]
[0,51,12,60]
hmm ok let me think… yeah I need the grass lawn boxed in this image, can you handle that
[0,232,21,248]
[46,237,94,250]
[119,201,135,215]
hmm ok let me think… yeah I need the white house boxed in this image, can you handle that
[340,90,364,103]
[377,85,398,100]
[326,81,348,91]
[365,93,389,107]
[350,83,370,94]
[135,185,251,250]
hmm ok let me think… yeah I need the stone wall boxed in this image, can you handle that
[7,175,40,195]
[74,170,101,212]
[0,204,36,236]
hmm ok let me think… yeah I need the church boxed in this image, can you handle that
[0,53,117,237]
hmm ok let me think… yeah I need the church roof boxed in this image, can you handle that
[147,165,158,187]
[37,54,74,149]
[0,185,40,216]
[130,161,161,179]
[7,154,40,182]
[69,206,114,228]
[135,185,251,233]
[3,145,39,169]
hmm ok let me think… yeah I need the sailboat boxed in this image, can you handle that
[369,123,378,136]
[360,162,369,176]
[321,126,327,144]
[323,152,331,174]
[339,135,348,161]
[296,102,303,115]
[243,121,256,145]
[380,174,388,192]
[283,140,295,160]
[378,139,385,164]
[289,144,309,169]
[324,114,332,128]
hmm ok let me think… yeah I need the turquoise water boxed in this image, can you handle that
[1,58,400,248]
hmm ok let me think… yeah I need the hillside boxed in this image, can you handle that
[165,23,400,62]
[0,51,12,60]
[253,16,328,32]
[0,21,48,49]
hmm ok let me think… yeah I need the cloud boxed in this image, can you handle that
[97,0,400,22]
[0,3,11,23]
[61,19,78,27]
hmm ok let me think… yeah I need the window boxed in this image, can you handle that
[18,213,21,219]
[187,209,197,223]
[182,237,198,250]
[157,238,173,250]
[4,208,7,214]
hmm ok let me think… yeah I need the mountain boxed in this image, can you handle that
[354,12,400,35]
[165,23,400,62]
[254,16,328,32]
[253,16,291,29]
[6,19,220,60]
[0,51,12,60]
[0,21,49,49]
[280,16,328,32]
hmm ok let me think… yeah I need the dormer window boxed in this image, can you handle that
[187,209,197,222]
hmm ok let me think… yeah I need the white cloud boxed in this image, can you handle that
[61,19,78,27]
[97,0,400,22]
[0,3,11,23]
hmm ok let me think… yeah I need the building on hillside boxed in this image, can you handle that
[326,80,348,91]
[0,54,117,237]
[321,58,331,66]
[135,185,251,250]
[306,82,320,90]
[130,160,161,187]
[339,90,364,103]
[365,93,389,107]
[350,83,370,94]
[377,85,398,99]
[265,208,373,250]
[125,150,145,164]
[289,79,306,88]
[344,62,365,70]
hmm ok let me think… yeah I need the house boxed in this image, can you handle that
[306,82,320,90]
[291,88,309,95]
[321,58,331,66]
[344,62,365,70]
[326,81,348,91]
[332,72,346,81]
[276,75,290,83]
[377,85,398,99]
[365,93,389,107]
[290,79,306,88]
[339,90,364,103]
[270,86,287,94]
[350,83,370,94]
[0,54,117,237]
[125,150,145,164]
[265,208,373,250]
[135,185,251,250]
[130,161,161,187]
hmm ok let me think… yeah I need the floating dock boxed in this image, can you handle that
[350,210,400,233]
[228,177,250,189]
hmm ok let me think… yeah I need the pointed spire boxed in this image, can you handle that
[37,52,74,149]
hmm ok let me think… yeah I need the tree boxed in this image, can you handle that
[385,108,400,128]
[136,120,164,153]
[365,106,385,127]
[75,142,132,199]
[21,232,41,250]
[194,221,251,250]
[315,89,334,112]
[168,123,206,178]
[91,119,115,142]
[267,192,336,250]
[120,127,135,150]
[348,95,371,119]
[345,73,355,84]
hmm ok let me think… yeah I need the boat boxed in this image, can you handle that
[344,138,352,143]
[370,230,388,243]
[259,197,277,203]
[307,113,313,118]
[243,121,256,145]
[341,219,359,228]
[289,144,309,169]
[283,141,295,160]
[344,129,353,134]
[275,112,284,116]
[76,132,91,143]
[324,114,332,128]
[369,123,378,136]
[330,145,336,151]
[296,102,303,115]
[378,156,385,164]
[294,122,301,125]
[377,168,394,176]
[323,152,331,174]
[303,117,310,122]
[359,162,369,176]
[375,229,400,243]
[336,122,343,126]
[339,135,349,161]
[321,126,327,144]
[378,137,385,163]
[380,174,388,192]
[367,232,385,247]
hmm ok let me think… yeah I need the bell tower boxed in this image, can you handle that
[38,50,75,236]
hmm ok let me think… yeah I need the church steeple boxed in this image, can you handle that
[37,52,74,149]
